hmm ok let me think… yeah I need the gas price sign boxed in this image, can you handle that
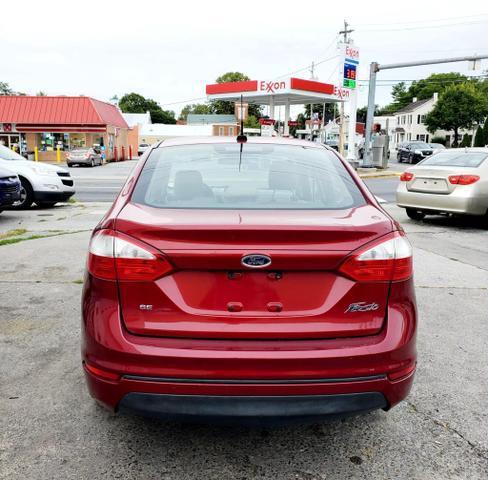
[340,43,359,90]
[343,62,357,89]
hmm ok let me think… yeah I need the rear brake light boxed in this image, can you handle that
[339,232,413,282]
[87,229,173,281]
[84,362,120,381]
[448,174,479,185]
[400,172,414,182]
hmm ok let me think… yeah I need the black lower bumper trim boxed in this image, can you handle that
[34,191,74,202]
[118,392,387,425]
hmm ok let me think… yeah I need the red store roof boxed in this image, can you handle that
[0,96,128,132]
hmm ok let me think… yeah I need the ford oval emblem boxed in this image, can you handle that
[241,254,272,269]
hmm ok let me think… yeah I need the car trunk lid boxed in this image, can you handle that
[115,202,393,339]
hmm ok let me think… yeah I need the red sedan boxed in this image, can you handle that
[82,137,417,425]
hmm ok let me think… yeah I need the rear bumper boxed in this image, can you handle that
[82,277,417,422]
[397,184,487,215]
[117,391,387,425]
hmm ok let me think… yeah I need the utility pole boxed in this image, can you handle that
[338,20,354,156]
[309,61,316,141]
[363,53,488,167]
[339,20,353,43]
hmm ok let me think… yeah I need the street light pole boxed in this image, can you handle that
[363,53,488,167]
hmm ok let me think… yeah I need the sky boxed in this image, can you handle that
[2,0,488,119]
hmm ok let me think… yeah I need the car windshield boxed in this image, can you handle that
[132,143,366,210]
[0,144,26,161]
[420,151,488,168]
[411,142,430,149]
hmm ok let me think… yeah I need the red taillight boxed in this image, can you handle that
[448,174,480,185]
[400,172,414,182]
[87,229,174,281]
[84,362,120,381]
[339,232,413,282]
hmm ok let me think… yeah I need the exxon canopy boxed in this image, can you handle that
[206,78,350,105]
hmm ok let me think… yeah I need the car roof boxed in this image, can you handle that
[436,147,488,153]
[156,136,328,150]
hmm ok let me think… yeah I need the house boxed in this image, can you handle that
[0,96,129,161]
[392,93,470,146]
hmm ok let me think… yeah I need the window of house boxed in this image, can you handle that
[219,127,224,136]
[229,127,234,136]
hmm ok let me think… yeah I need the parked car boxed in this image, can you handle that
[0,144,75,209]
[138,143,150,156]
[429,143,446,155]
[396,148,488,220]
[82,137,417,425]
[397,141,434,164]
[0,166,21,214]
[66,147,102,167]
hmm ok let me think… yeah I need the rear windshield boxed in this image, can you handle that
[410,142,430,149]
[131,143,366,210]
[420,151,487,168]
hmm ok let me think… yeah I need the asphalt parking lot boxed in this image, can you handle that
[1,165,487,479]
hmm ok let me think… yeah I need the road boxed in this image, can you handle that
[70,160,402,203]
[1,176,487,478]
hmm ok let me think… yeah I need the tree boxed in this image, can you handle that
[425,83,487,146]
[473,125,485,147]
[483,120,488,147]
[378,73,478,115]
[211,72,262,118]
[179,103,213,121]
[0,81,14,95]
[408,73,468,101]
[36,91,47,96]
[243,115,260,129]
[119,92,176,124]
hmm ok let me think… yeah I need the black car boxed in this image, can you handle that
[0,166,21,214]
[397,141,434,164]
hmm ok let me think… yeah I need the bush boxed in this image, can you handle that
[460,134,472,147]
[430,135,446,145]
[474,126,485,147]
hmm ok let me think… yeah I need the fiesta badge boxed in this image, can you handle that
[241,254,272,269]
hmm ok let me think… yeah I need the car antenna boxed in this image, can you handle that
[236,95,247,172]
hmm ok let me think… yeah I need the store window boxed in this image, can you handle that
[69,133,86,149]
[39,133,70,151]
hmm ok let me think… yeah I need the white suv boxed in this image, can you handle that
[0,145,75,208]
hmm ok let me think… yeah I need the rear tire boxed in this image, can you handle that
[12,178,34,209]
[90,158,95,167]
[406,208,426,221]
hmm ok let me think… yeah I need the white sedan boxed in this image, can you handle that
[396,148,488,220]
[0,144,75,208]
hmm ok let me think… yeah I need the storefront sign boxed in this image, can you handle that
[259,118,276,126]
[0,123,14,132]
[288,120,298,127]
[259,81,287,93]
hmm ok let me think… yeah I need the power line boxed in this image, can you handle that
[356,19,488,32]
[352,13,488,28]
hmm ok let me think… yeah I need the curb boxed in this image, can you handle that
[358,172,402,179]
